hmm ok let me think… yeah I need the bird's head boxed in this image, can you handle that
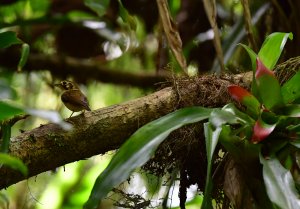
[54,80,79,90]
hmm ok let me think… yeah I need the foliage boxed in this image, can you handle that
[1,0,300,208]
[84,107,213,208]
[0,31,69,192]
[85,32,300,209]
[0,32,28,178]
[0,153,28,176]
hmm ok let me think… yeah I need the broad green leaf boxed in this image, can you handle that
[255,58,283,110]
[0,153,28,176]
[290,140,300,148]
[252,117,276,143]
[222,103,255,125]
[84,107,213,209]
[238,44,260,98]
[202,108,243,209]
[84,0,110,17]
[0,192,9,209]
[228,85,260,118]
[117,0,137,31]
[239,43,257,71]
[17,43,30,72]
[209,109,238,127]
[201,122,221,209]
[0,101,71,129]
[220,125,259,161]
[221,103,255,142]
[0,31,22,49]
[281,71,300,104]
[280,104,300,117]
[260,155,300,209]
[258,32,293,69]
[0,79,17,99]
[0,101,24,121]
[287,123,300,132]
[26,109,72,130]
[169,0,181,16]
[0,123,11,153]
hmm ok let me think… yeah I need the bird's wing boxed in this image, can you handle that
[61,90,91,111]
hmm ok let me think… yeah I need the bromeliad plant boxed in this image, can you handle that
[84,32,300,209]
[225,32,300,209]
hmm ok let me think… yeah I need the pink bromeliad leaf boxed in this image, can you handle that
[228,85,260,118]
[255,58,275,78]
[251,118,276,143]
[255,58,283,111]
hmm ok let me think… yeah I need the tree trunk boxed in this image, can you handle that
[0,74,249,189]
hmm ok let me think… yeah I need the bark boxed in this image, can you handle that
[0,75,248,189]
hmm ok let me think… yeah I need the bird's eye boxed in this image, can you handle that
[62,81,67,85]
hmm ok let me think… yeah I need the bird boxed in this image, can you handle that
[54,80,91,117]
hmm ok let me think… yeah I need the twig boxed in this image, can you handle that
[241,0,258,52]
[202,0,225,72]
[0,52,168,88]
[156,0,188,75]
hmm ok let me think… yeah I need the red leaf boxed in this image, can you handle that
[228,85,252,102]
[255,58,275,79]
[255,58,283,110]
[228,85,261,118]
[251,119,276,143]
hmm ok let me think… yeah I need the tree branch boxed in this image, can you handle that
[0,51,169,88]
[0,74,248,189]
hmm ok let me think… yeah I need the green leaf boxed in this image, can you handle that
[290,140,300,148]
[287,123,300,133]
[201,122,221,209]
[0,79,17,99]
[220,125,256,159]
[260,155,300,209]
[209,109,238,127]
[228,85,260,118]
[84,107,213,209]
[0,101,71,129]
[0,192,9,209]
[201,107,245,209]
[238,44,260,98]
[0,31,22,49]
[84,0,110,17]
[281,71,300,104]
[255,58,283,110]
[222,103,255,124]
[25,109,72,130]
[239,43,257,71]
[0,153,28,176]
[258,32,293,69]
[117,0,137,31]
[17,43,30,72]
[221,103,255,143]
[0,101,24,121]
[280,104,300,117]
[0,122,11,153]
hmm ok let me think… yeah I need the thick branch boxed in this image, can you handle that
[0,51,169,88]
[0,75,245,189]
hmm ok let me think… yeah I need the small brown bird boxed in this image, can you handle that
[55,80,91,117]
